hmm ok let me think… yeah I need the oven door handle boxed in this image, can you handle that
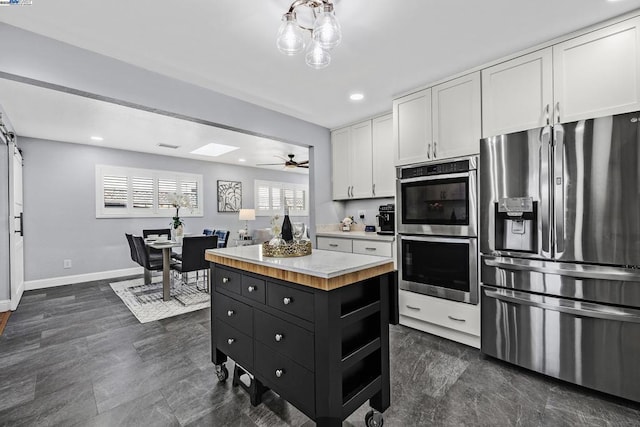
[401,235,475,244]
[399,171,471,184]
[483,287,640,323]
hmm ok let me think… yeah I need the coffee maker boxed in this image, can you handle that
[377,204,395,235]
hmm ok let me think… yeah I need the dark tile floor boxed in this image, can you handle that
[2,277,640,426]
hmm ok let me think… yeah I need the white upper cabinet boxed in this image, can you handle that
[331,126,351,200]
[553,16,640,124]
[482,48,553,137]
[331,120,374,200]
[393,88,432,165]
[431,71,481,160]
[349,120,373,199]
[371,114,395,198]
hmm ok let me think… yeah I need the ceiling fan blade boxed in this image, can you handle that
[256,162,285,166]
[297,165,310,168]
[296,160,309,165]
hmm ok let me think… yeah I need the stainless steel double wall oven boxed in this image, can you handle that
[397,156,479,304]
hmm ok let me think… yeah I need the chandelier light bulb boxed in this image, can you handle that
[305,40,331,69]
[312,4,342,50]
[276,13,305,55]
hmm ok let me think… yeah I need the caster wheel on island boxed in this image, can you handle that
[215,365,229,383]
[365,410,384,427]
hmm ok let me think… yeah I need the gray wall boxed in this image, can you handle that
[0,142,9,300]
[0,22,342,288]
[19,137,309,282]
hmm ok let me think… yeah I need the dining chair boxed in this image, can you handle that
[213,230,230,248]
[171,235,218,293]
[133,235,169,286]
[125,233,140,265]
[203,228,213,236]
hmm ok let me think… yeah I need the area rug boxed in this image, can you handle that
[110,278,210,323]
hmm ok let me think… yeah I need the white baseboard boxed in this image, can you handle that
[0,299,10,312]
[24,267,143,291]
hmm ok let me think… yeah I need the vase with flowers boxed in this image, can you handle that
[167,192,192,240]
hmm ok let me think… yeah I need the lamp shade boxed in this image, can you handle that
[239,209,256,221]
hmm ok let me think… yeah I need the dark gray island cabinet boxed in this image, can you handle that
[205,245,395,427]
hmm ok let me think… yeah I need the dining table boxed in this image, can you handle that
[146,239,182,301]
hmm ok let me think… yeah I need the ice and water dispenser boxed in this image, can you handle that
[494,197,537,252]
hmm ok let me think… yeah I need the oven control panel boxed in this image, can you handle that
[401,159,471,179]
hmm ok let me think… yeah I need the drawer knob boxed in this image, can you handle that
[247,285,256,293]
[227,310,234,317]
[222,277,230,283]
[275,333,284,342]
[275,369,285,378]
[283,297,292,305]
[227,338,235,345]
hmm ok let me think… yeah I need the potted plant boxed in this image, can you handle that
[168,192,192,240]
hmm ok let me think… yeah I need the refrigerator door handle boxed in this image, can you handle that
[554,124,565,256]
[483,287,640,323]
[540,126,552,257]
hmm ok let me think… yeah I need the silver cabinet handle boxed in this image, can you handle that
[227,338,235,345]
[555,101,560,124]
[427,143,432,159]
[447,315,466,322]
[406,305,421,310]
[372,183,376,196]
[283,297,292,305]
[329,243,338,247]
[275,369,284,378]
[365,247,377,251]
[544,103,550,125]
[227,310,234,317]
[222,277,229,283]
[247,285,256,293]
[275,333,283,342]
[433,141,437,158]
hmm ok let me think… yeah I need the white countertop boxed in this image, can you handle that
[206,244,393,279]
[316,230,395,241]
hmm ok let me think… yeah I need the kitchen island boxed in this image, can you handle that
[205,245,395,427]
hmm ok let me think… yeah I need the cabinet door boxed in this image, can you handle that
[553,16,640,124]
[371,114,395,198]
[393,88,432,165]
[349,120,373,199]
[432,72,481,160]
[331,127,351,200]
[482,48,553,137]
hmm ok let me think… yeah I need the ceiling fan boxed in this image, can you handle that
[257,154,309,169]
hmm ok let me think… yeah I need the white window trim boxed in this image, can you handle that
[96,164,204,218]
[254,179,309,217]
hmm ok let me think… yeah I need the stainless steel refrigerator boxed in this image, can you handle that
[479,111,640,403]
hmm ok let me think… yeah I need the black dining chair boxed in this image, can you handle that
[213,230,230,248]
[133,235,169,286]
[171,235,218,293]
[125,233,139,265]
[203,228,213,236]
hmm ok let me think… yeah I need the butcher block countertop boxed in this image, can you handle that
[205,244,394,291]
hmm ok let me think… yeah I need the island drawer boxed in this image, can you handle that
[214,292,253,336]
[254,341,314,417]
[254,309,314,371]
[214,267,242,295]
[241,275,266,304]
[215,318,253,369]
[267,281,314,322]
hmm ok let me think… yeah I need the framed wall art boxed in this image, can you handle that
[217,180,242,212]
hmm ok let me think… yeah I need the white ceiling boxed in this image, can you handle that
[1,0,640,163]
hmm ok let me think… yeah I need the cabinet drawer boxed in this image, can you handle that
[352,240,392,257]
[215,318,253,369]
[241,275,266,304]
[398,290,480,336]
[267,282,314,322]
[213,292,253,336]
[214,267,242,295]
[254,341,314,417]
[317,237,353,253]
[254,310,314,370]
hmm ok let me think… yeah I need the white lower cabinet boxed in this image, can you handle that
[317,237,353,253]
[352,239,393,257]
[398,289,480,348]
[317,236,394,258]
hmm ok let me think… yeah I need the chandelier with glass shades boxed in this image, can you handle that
[276,0,342,69]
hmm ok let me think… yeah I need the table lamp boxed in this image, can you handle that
[238,208,256,239]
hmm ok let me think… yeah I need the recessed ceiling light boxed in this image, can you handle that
[90,136,104,141]
[190,142,239,157]
[349,93,364,101]
[238,158,246,162]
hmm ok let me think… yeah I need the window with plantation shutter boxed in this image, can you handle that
[254,180,308,217]
[96,165,203,218]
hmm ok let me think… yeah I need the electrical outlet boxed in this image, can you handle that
[358,210,366,219]
[63,259,72,269]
